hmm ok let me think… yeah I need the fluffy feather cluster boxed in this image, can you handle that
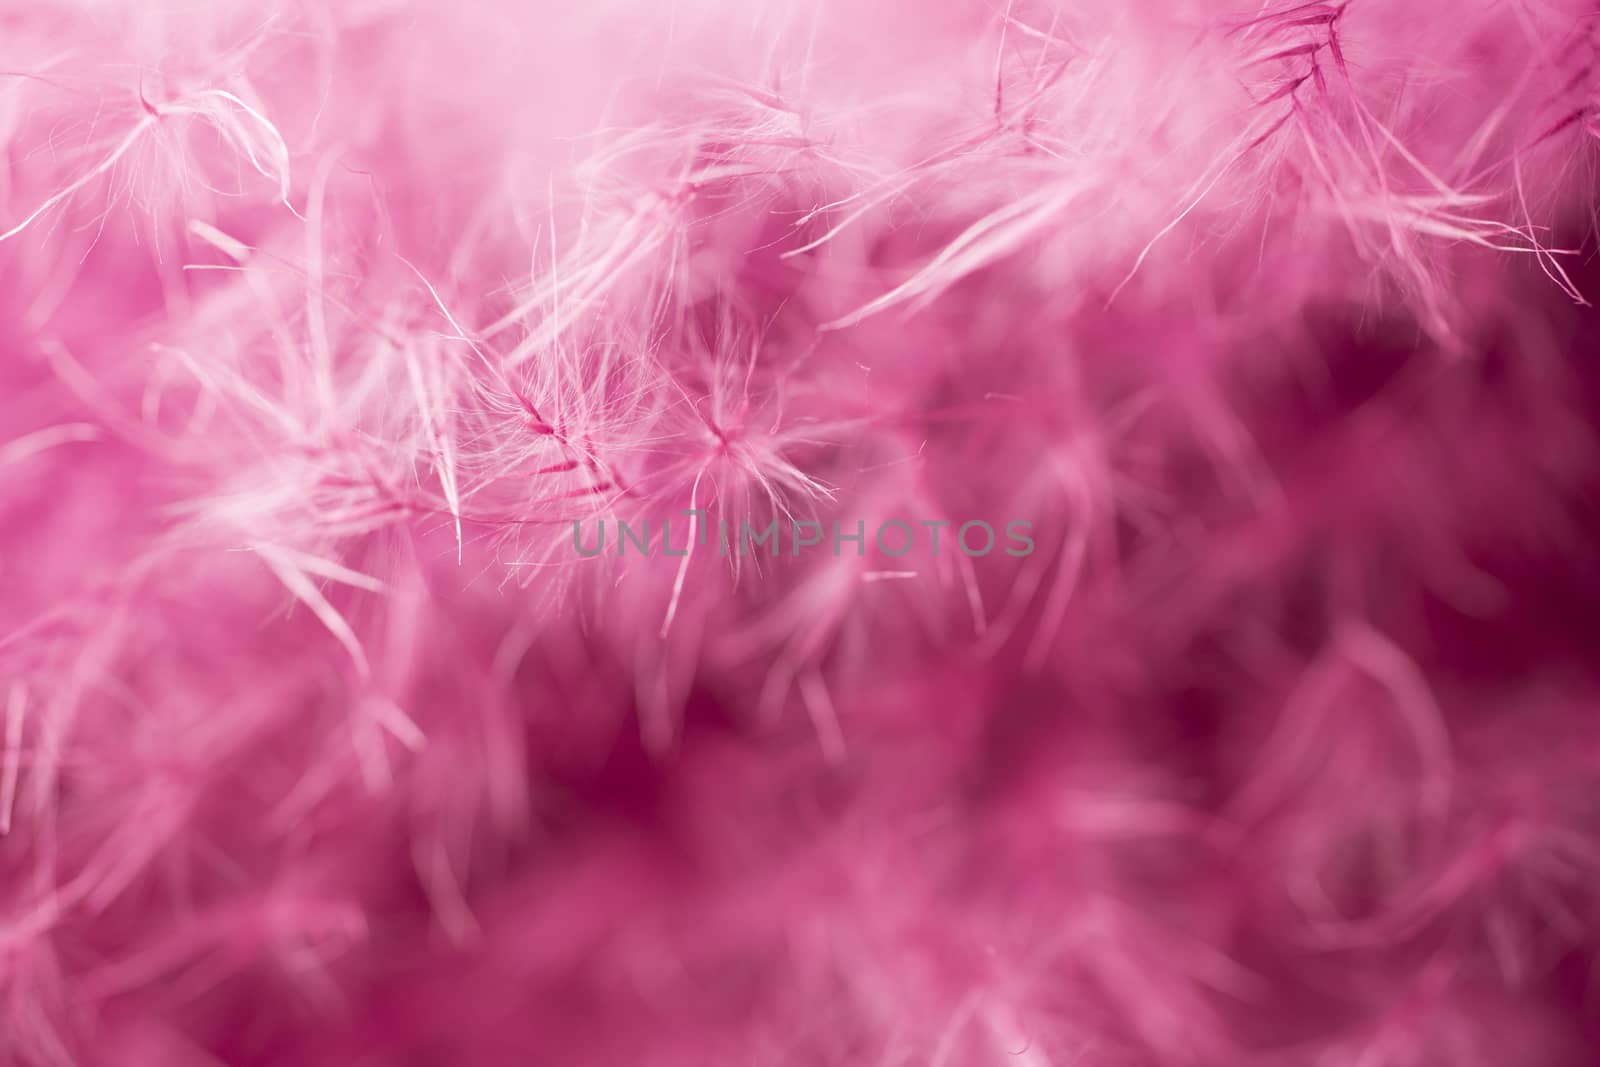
[2,1,1599,1064]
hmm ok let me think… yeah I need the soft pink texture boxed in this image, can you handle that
[1,1,1599,1064]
